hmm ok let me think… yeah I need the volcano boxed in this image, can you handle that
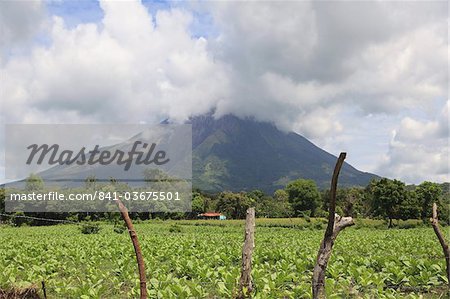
[189,114,377,193]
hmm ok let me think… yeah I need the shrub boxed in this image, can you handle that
[80,223,101,234]
[169,224,182,233]
[113,224,127,234]
[314,209,328,218]
[10,212,30,227]
[314,222,324,230]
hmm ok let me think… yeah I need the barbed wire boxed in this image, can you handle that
[0,213,137,233]
[0,212,80,224]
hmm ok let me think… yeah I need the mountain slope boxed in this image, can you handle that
[12,114,377,193]
[189,114,377,193]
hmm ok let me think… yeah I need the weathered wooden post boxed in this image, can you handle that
[41,281,47,299]
[238,207,256,298]
[430,202,450,287]
[312,152,355,299]
[116,199,148,299]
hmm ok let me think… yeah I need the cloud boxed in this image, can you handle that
[377,101,449,183]
[0,0,45,56]
[207,1,447,126]
[395,101,449,143]
[1,0,230,126]
[0,0,448,184]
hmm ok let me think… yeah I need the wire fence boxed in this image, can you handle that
[0,213,138,234]
[0,213,80,224]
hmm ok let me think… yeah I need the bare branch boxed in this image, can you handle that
[116,200,148,299]
[312,152,354,299]
[325,152,347,239]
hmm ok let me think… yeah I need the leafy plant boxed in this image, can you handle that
[169,224,182,233]
[113,224,126,234]
[0,221,447,298]
[79,223,101,234]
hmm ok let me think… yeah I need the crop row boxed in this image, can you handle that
[0,223,447,298]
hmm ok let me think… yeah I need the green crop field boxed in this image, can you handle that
[0,220,448,298]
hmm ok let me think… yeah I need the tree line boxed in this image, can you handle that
[0,175,449,226]
[192,179,449,226]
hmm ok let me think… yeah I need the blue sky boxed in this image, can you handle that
[47,1,104,27]
[46,0,217,38]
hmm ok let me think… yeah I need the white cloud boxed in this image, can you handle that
[344,23,447,114]
[204,1,448,183]
[0,0,45,55]
[0,0,448,183]
[377,101,449,183]
[1,0,230,126]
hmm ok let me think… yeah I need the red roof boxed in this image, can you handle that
[199,212,222,217]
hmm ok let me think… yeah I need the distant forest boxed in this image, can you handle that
[1,176,449,227]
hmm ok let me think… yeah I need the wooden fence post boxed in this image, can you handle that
[238,207,256,298]
[430,202,450,288]
[41,281,47,299]
[116,199,148,299]
[312,152,355,299]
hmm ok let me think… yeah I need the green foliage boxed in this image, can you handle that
[79,223,101,234]
[84,175,97,189]
[25,173,44,191]
[216,191,255,219]
[416,182,443,220]
[168,224,182,233]
[143,168,172,184]
[0,222,447,298]
[304,215,311,222]
[113,224,126,234]
[399,191,421,220]
[191,192,207,214]
[9,212,30,227]
[255,189,293,218]
[273,189,288,202]
[321,187,370,219]
[314,208,328,218]
[0,188,4,214]
[286,179,320,216]
[369,178,411,227]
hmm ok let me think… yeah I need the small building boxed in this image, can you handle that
[198,212,227,220]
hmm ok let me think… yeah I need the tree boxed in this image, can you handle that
[399,191,420,220]
[84,175,97,189]
[416,181,442,220]
[369,178,409,227]
[192,192,207,214]
[342,188,370,218]
[0,188,4,214]
[285,179,320,216]
[25,173,44,191]
[216,191,255,219]
[143,168,171,183]
[274,189,288,202]
[254,190,293,218]
[247,190,265,202]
